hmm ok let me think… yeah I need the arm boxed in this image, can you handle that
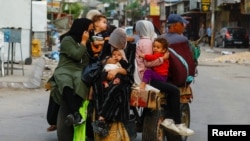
[60,38,86,61]
[144,56,165,67]
[144,54,163,61]
[107,68,127,80]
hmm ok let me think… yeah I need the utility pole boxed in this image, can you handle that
[210,0,215,49]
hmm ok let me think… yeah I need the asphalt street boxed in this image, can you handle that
[0,45,249,141]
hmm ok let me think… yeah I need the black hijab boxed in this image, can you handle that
[60,18,92,43]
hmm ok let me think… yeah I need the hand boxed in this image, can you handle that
[81,31,89,46]
[107,69,117,80]
[139,53,145,58]
[106,58,117,64]
[163,51,169,60]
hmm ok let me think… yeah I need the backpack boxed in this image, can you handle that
[188,40,201,66]
[167,42,196,87]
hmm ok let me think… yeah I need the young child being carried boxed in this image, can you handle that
[89,14,108,57]
[101,48,128,88]
[139,37,169,90]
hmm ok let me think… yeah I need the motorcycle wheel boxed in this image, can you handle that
[57,101,73,141]
[180,103,191,141]
[142,108,166,141]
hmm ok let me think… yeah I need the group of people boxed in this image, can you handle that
[46,9,196,141]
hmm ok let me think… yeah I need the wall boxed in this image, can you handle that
[0,0,31,62]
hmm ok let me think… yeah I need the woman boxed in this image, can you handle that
[90,28,131,141]
[134,19,194,136]
[48,18,93,141]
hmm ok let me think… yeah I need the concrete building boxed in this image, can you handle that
[159,0,250,41]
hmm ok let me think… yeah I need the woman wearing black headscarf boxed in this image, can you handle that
[49,18,92,128]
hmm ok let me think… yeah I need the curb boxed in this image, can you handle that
[0,58,45,89]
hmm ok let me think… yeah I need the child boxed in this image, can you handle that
[102,49,128,88]
[89,14,108,57]
[139,37,169,90]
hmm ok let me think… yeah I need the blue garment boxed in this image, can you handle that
[206,27,211,37]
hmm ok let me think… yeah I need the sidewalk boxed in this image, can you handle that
[0,44,248,89]
[0,57,46,89]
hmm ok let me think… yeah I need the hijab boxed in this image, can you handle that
[135,20,156,41]
[60,18,92,43]
[108,28,128,62]
[108,28,127,50]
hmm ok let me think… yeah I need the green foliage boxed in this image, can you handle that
[62,3,83,19]
[125,0,145,22]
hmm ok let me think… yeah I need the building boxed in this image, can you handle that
[159,0,250,41]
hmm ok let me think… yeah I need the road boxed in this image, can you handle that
[187,61,250,141]
[0,48,250,141]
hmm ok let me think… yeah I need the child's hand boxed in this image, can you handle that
[139,53,145,58]
[106,58,117,64]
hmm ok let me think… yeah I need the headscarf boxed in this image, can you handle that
[108,28,128,62]
[117,49,128,63]
[60,18,92,43]
[135,20,155,41]
[86,9,101,20]
[108,28,127,50]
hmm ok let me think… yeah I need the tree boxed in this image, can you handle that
[125,0,145,24]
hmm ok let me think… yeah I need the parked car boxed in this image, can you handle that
[214,27,249,48]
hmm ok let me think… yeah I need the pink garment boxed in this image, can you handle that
[135,38,163,80]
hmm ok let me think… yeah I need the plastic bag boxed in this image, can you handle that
[73,100,89,141]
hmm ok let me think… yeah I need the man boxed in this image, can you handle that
[206,24,211,46]
[157,14,195,136]
[160,14,196,87]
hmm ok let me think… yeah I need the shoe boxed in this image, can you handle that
[64,112,85,126]
[73,112,85,126]
[92,120,109,137]
[47,125,57,132]
[65,114,74,126]
[160,119,180,135]
[176,124,194,136]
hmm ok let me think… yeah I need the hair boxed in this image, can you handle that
[59,18,92,43]
[92,14,107,28]
[154,37,169,50]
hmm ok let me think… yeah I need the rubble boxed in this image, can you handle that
[214,52,250,65]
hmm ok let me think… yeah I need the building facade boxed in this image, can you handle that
[159,0,250,41]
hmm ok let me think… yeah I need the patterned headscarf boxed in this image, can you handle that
[135,20,156,41]
[60,18,92,43]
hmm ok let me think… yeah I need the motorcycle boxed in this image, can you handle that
[128,85,193,141]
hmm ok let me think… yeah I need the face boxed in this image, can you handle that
[96,17,107,31]
[88,23,94,31]
[112,50,122,61]
[153,41,166,54]
[169,22,185,34]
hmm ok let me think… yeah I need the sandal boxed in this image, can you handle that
[92,120,110,137]
[47,125,57,132]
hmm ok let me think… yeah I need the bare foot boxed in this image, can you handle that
[113,78,120,85]
[103,82,109,88]
[98,116,105,122]
[140,82,146,90]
